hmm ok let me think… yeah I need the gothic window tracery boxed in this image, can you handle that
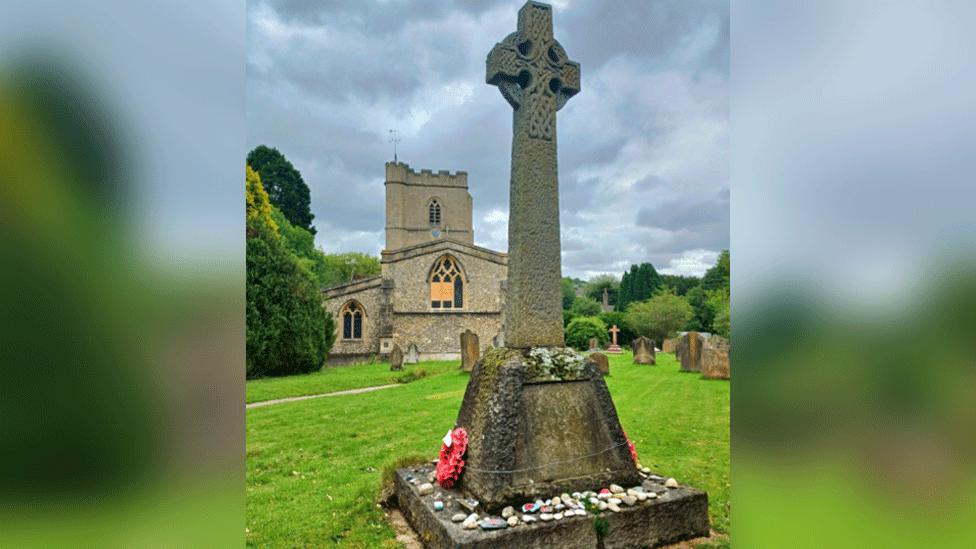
[339,301,364,340]
[429,255,464,309]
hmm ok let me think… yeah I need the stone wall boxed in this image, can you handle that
[322,277,385,357]
[385,161,474,250]
[392,312,502,358]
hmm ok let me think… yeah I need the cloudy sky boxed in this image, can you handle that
[247,0,728,279]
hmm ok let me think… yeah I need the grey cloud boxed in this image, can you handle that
[247,0,728,278]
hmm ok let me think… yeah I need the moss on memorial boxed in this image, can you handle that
[524,347,587,381]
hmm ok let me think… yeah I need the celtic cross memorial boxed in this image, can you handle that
[487,0,580,349]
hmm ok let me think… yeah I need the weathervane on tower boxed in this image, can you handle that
[388,129,401,163]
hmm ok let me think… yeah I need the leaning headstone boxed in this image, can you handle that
[606,324,623,354]
[588,337,599,351]
[460,329,480,372]
[632,336,656,365]
[701,336,730,380]
[405,343,419,364]
[662,338,678,354]
[590,352,610,376]
[389,344,404,371]
[675,332,704,372]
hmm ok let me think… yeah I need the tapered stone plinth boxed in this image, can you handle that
[453,349,640,510]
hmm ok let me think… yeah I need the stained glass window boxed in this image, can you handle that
[429,255,463,309]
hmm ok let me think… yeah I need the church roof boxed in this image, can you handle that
[381,237,507,266]
[320,275,382,298]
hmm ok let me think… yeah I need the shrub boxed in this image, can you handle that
[570,296,602,316]
[563,310,577,328]
[565,316,609,350]
[624,289,693,346]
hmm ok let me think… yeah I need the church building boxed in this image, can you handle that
[323,162,508,363]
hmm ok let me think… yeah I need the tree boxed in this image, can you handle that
[565,316,609,351]
[618,266,636,310]
[624,289,694,346]
[661,274,701,296]
[583,274,619,306]
[570,296,602,316]
[246,167,333,378]
[701,249,730,292]
[318,252,381,287]
[561,277,576,309]
[707,288,730,338]
[618,263,662,310]
[247,145,316,234]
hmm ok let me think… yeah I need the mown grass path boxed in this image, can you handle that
[246,352,729,548]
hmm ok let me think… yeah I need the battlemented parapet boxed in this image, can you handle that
[385,162,474,250]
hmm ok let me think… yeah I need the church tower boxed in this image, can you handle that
[384,161,474,251]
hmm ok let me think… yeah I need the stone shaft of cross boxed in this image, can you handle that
[486,1,580,348]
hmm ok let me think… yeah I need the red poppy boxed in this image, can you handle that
[623,430,639,465]
[436,428,468,489]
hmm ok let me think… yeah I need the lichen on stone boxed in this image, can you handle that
[523,347,587,381]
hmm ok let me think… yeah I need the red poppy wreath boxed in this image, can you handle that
[436,428,468,489]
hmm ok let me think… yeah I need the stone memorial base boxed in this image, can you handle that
[605,344,623,354]
[394,464,709,548]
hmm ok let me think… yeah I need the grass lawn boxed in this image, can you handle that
[246,360,459,404]
[246,351,730,547]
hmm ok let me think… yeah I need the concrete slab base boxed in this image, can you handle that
[394,465,709,548]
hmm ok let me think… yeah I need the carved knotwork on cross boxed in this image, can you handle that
[486,1,580,141]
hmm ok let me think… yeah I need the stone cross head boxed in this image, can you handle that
[486,1,580,141]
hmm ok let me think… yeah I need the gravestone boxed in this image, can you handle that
[701,336,730,380]
[606,324,623,354]
[389,344,404,371]
[675,332,705,373]
[587,337,599,352]
[460,329,480,372]
[662,338,678,354]
[395,3,709,546]
[632,336,656,365]
[589,352,610,376]
[405,343,419,364]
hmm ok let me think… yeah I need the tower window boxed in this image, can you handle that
[429,255,464,309]
[428,199,441,226]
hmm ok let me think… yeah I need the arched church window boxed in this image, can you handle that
[339,301,364,340]
[428,199,442,226]
[429,255,464,309]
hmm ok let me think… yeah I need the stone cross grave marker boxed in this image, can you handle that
[606,324,622,353]
[487,0,580,349]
